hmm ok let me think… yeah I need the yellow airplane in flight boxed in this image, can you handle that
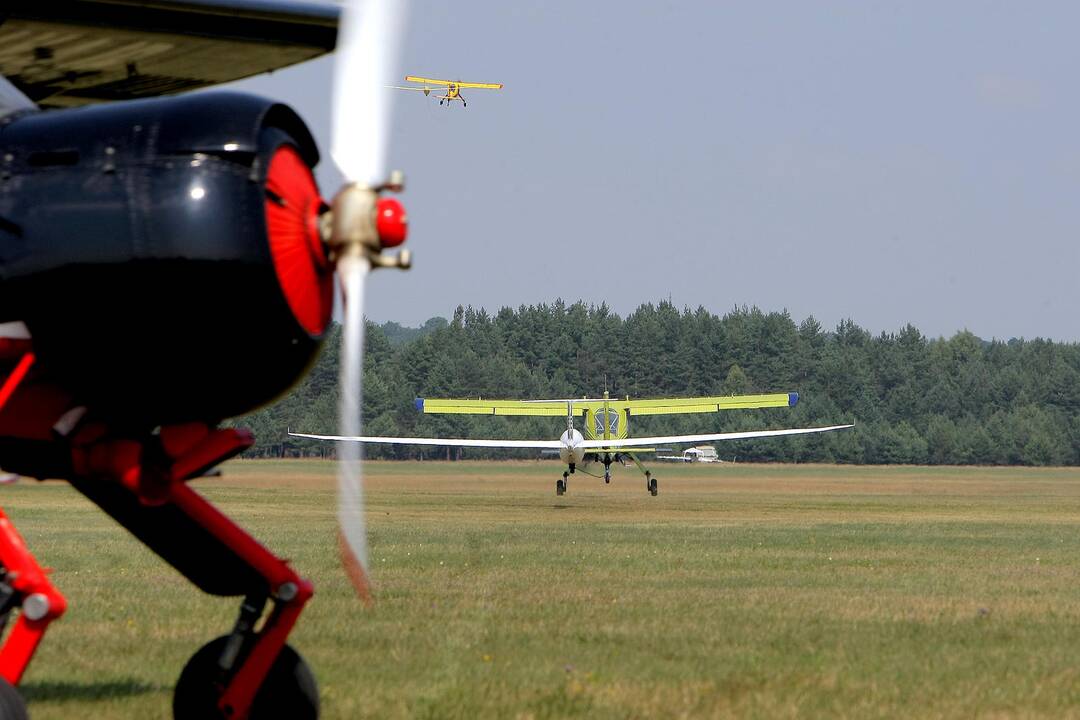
[391,75,503,107]
[292,391,852,496]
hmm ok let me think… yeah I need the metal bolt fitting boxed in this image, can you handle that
[22,593,49,621]
[276,582,298,602]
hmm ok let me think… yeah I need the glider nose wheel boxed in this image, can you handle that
[557,471,569,496]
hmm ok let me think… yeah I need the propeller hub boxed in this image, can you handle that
[325,176,411,270]
[328,182,379,258]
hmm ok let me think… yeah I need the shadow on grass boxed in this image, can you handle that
[22,678,161,703]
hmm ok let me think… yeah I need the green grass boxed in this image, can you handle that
[8,461,1080,718]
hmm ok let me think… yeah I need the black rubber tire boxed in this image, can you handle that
[173,636,319,720]
[556,480,564,496]
[0,678,27,720]
[649,478,658,496]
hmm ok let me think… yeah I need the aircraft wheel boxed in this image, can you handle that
[0,677,28,720]
[173,636,319,720]
[604,475,610,484]
[649,477,658,496]
[556,479,565,496]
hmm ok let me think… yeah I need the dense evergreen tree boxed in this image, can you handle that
[234,301,1080,465]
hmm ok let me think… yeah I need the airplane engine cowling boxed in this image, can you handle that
[0,92,334,426]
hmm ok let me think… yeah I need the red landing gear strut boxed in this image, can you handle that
[0,507,67,687]
[0,350,66,710]
[67,422,318,719]
[0,342,317,717]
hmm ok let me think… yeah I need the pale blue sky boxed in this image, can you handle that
[235,2,1080,341]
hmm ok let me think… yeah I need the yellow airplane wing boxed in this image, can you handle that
[416,398,572,417]
[591,448,657,453]
[404,76,454,86]
[415,392,797,417]
[456,81,503,90]
[404,77,503,90]
[607,393,798,416]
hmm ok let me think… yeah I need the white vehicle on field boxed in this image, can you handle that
[658,446,731,463]
[684,446,720,462]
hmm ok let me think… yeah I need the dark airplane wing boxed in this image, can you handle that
[0,0,339,110]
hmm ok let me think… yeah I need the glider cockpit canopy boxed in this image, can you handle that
[0,0,339,116]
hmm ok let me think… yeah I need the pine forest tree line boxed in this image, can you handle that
[233,300,1080,466]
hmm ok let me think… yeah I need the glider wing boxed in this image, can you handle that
[577,424,854,449]
[289,431,561,449]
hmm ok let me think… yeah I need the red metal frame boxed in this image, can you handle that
[70,424,313,719]
[0,507,67,685]
[0,345,313,716]
[168,479,313,718]
[165,429,314,718]
[0,351,68,685]
[0,354,34,410]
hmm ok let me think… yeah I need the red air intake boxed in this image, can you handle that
[264,145,333,336]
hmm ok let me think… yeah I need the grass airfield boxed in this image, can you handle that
[9,459,1080,719]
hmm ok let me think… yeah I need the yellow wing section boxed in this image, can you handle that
[456,81,503,90]
[609,393,798,416]
[404,77,502,90]
[415,398,570,417]
[404,76,453,86]
[415,392,797,417]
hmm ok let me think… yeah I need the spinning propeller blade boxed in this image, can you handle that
[336,254,369,598]
[328,0,411,600]
[332,0,407,186]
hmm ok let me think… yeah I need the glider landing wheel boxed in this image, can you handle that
[173,636,319,720]
[556,479,565,496]
[0,677,28,720]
